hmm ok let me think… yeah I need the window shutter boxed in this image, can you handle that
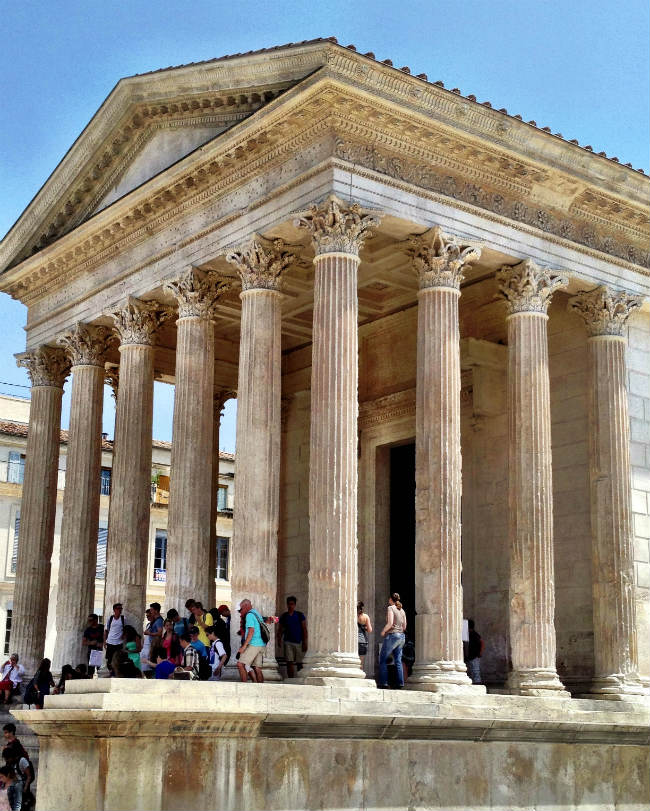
[11,512,20,574]
[96,523,108,580]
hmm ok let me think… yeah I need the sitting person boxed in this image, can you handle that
[32,658,55,709]
[152,647,176,680]
[0,656,24,705]
[124,625,142,672]
[178,634,200,679]
[111,650,142,679]
[56,664,78,695]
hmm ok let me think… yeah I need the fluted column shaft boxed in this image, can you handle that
[209,396,226,611]
[231,290,282,677]
[407,227,481,693]
[569,286,645,697]
[53,368,105,669]
[498,259,569,696]
[295,197,380,685]
[306,251,364,678]
[12,348,68,673]
[166,316,215,609]
[411,286,472,687]
[104,344,154,619]
[164,269,229,611]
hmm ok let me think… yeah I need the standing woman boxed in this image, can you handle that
[378,593,407,689]
[357,602,373,673]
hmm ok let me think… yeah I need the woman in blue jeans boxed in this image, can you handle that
[378,593,407,689]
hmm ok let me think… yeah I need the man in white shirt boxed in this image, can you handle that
[103,602,126,675]
[207,626,227,681]
[0,655,25,704]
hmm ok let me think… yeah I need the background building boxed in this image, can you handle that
[0,392,234,660]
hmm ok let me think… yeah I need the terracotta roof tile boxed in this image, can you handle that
[0,419,234,459]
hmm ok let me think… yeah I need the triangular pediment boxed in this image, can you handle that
[0,39,337,272]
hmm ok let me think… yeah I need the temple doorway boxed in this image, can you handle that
[389,443,416,635]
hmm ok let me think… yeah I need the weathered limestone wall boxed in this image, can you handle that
[547,296,593,690]
[277,390,311,613]
[16,681,650,811]
[628,309,650,682]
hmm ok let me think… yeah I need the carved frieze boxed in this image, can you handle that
[164,268,231,319]
[496,259,568,315]
[407,226,481,289]
[568,286,643,337]
[57,323,114,367]
[109,297,174,346]
[15,345,70,388]
[225,235,296,291]
[295,194,382,255]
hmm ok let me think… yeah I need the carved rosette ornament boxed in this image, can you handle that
[163,268,231,319]
[57,323,114,367]
[496,259,568,314]
[225,236,295,291]
[15,346,70,388]
[407,226,481,289]
[295,195,382,256]
[568,286,643,337]
[108,297,174,345]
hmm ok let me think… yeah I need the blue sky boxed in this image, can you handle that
[0,0,648,450]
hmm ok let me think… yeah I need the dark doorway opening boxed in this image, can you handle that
[389,443,416,636]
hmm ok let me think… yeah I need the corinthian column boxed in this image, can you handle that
[103,298,172,623]
[497,260,569,697]
[569,286,647,698]
[226,237,294,680]
[12,347,69,673]
[296,195,381,686]
[406,227,484,693]
[164,269,230,611]
[53,324,113,670]
[209,389,233,609]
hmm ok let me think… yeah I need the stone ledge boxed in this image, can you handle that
[13,680,650,746]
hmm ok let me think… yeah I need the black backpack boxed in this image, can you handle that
[197,652,212,681]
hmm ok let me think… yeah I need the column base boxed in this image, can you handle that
[298,652,375,689]
[408,661,486,694]
[587,674,650,701]
[506,668,571,698]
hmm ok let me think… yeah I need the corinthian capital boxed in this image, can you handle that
[15,345,70,388]
[108,297,174,346]
[407,226,481,290]
[225,236,295,292]
[568,286,643,337]
[295,195,382,256]
[57,323,114,367]
[496,259,568,315]
[163,268,231,319]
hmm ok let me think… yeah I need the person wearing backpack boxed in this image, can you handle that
[188,627,211,681]
[236,599,266,683]
[103,603,126,675]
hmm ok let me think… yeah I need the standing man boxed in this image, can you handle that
[465,618,484,685]
[140,608,154,678]
[236,599,266,683]
[144,603,164,645]
[207,626,228,681]
[103,603,125,675]
[277,596,308,679]
[82,613,104,676]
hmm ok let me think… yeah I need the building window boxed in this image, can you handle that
[216,536,229,581]
[153,529,167,582]
[100,468,111,496]
[10,511,20,574]
[4,610,11,656]
[217,486,228,511]
[7,452,25,485]
[96,522,108,580]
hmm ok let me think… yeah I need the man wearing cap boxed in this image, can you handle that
[103,603,125,675]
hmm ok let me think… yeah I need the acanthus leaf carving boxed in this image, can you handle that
[295,194,382,256]
[163,268,231,319]
[496,259,568,315]
[225,235,296,291]
[104,365,120,400]
[406,226,481,289]
[568,286,643,337]
[15,345,70,388]
[57,323,115,367]
[108,297,175,346]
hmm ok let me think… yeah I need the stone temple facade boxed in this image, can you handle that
[0,38,648,811]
